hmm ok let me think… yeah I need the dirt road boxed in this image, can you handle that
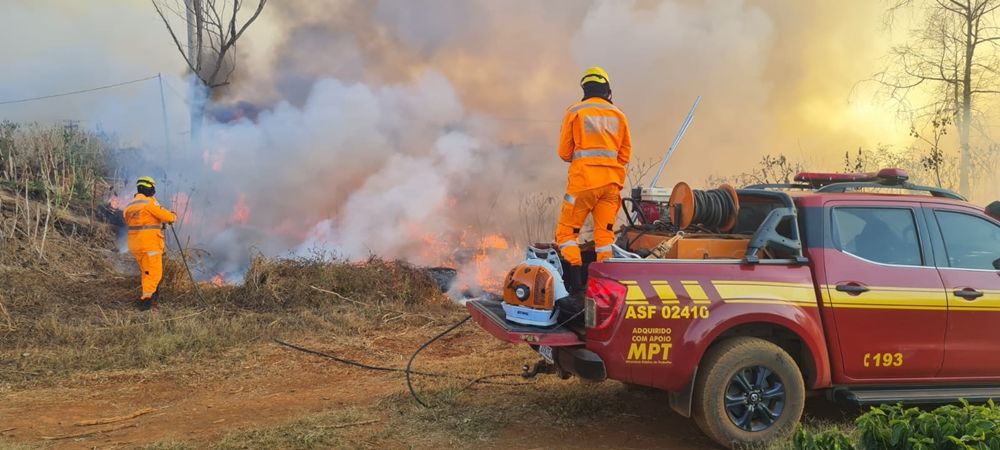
[0,327,851,449]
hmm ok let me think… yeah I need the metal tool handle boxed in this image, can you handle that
[650,96,702,188]
[169,222,208,307]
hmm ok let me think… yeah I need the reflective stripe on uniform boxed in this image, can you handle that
[568,102,620,114]
[128,225,161,231]
[564,193,576,205]
[128,199,149,206]
[559,240,578,249]
[583,115,620,135]
[146,251,160,256]
[572,149,618,160]
[595,245,613,253]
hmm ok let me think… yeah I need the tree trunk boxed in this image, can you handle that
[960,12,975,197]
[184,0,205,144]
[189,79,206,142]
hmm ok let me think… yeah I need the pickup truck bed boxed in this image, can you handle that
[466,299,583,347]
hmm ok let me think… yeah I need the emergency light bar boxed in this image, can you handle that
[794,172,877,187]
[747,168,963,200]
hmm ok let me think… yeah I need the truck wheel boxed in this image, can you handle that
[692,337,805,449]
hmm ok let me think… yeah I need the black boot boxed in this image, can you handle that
[557,265,584,324]
[136,299,152,311]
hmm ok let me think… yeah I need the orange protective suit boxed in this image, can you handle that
[123,194,176,300]
[555,97,632,265]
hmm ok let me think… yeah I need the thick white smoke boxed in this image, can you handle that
[298,131,480,261]
[155,70,525,287]
[109,0,785,288]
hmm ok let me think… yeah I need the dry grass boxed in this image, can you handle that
[0,122,121,269]
[0,120,462,392]
[0,252,453,390]
[0,438,36,450]
[0,180,452,390]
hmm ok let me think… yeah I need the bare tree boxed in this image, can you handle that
[625,157,658,189]
[518,192,558,245]
[875,0,1000,196]
[152,0,267,138]
[706,154,803,188]
[912,114,951,187]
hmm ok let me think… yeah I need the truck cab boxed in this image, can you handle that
[468,169,1000,449]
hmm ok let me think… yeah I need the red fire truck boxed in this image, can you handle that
[468,169,1000,448]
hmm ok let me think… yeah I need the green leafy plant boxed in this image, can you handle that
[792,427,856,450]
[855,400,1000,450]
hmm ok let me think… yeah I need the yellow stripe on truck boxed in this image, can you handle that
[651,281,679,304]
[681,281,711,304]
[948,289,1000,311]
[713,281,817,305]
[622,280,647,304]
[612,280,998,311]
[827,286,947,310]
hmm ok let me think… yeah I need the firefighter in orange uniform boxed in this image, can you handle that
[555,67,632,314]
[123,176,176,310]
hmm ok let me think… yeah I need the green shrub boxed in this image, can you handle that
[793,427,857,450]
[856,400,1000,450]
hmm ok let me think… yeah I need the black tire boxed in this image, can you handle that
[692,337,805,449]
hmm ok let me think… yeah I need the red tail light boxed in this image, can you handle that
[584,277,626,340]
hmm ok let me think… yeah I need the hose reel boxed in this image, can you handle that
[667,182,740,232]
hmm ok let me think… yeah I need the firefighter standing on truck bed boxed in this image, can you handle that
[555,66,632,316]
[123,176,177,311]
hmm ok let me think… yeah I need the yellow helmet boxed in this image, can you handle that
[136,176,156,189]
[580,66,610,86]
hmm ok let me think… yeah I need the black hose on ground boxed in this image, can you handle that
[168,223,208,307]
[273,315,529,408]
[405,315,470,408]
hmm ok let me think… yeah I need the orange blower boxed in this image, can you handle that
[501,245,568,327]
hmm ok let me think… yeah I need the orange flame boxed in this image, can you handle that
[472,234,513,291]
[230,194,250,225]
[211,274,225,287]
[171,192,194,226]
[481,234,509,250]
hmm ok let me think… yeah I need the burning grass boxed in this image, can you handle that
[0,247,457,390]
[0,156,463,392]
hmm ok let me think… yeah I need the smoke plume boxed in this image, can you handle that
[5,0,994,289]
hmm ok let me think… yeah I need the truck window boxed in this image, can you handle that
[934,211,1000,270]
[832,207,922,266]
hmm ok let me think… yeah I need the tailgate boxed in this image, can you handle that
[466,299,584,346]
